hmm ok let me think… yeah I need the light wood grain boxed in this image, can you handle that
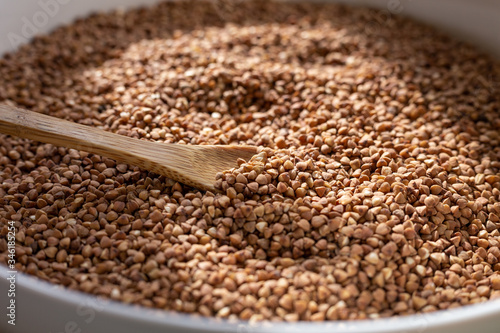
[0,104,258,192]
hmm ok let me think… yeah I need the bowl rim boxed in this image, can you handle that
[1,1,500,331]
[2,265,500,332]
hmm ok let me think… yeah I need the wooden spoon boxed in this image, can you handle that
[0,104,259,192]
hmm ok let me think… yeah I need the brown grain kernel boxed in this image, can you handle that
[491,276,500,290]
[376,223,391,235]
[133,252,146,263]
[424,195,439,208]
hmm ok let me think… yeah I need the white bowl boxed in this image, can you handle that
[1,1,500,332]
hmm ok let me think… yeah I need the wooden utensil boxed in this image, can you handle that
[0,104,258,192]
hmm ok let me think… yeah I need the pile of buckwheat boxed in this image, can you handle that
[0,0,500,322]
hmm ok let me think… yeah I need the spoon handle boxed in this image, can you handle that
[0,104,154,162]
[0,104,193,179]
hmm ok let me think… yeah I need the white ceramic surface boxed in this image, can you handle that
[1,1,500,333]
